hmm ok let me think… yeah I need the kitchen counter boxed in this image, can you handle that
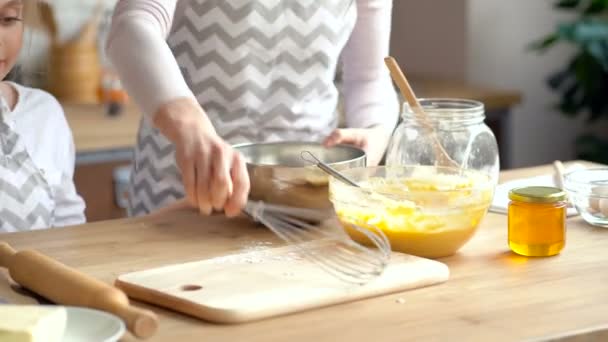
[410,75,522,112]
[3,164,601,342]
[62,102,141,163]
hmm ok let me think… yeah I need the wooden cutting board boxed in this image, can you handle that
[115,244,449,323]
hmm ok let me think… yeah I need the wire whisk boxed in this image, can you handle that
[152,178,391,285]
[245,200,391,285]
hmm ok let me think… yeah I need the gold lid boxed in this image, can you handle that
[508,186,567,203]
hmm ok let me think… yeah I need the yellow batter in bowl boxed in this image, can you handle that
[329,166,494,258]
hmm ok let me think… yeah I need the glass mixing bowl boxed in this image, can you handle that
[328,165,494,258]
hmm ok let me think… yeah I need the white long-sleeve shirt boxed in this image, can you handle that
[2,82,86,228]
[106,0,399,137]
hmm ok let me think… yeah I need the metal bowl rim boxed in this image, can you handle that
[232,141,366,168]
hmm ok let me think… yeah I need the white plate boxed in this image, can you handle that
[62,306,126,342]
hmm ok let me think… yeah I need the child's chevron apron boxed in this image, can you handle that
[0,96,54,232]
[128,0,356,215]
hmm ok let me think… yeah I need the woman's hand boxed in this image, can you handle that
[323,125,392,166]
[153,97,250,217]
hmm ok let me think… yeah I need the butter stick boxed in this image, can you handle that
[0,305,67,342]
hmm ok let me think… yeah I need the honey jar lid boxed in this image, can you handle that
[509,186,567,203]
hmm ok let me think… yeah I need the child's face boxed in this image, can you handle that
[0,0,23,80]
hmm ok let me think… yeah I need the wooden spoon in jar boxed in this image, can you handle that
[384,56,459,168]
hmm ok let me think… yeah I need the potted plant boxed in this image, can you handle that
[531,0,608,163]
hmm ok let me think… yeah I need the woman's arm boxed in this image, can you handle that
[105,0,250,217]
[340,0,399,131]
[106,0,194,118]
[324,0,399,166]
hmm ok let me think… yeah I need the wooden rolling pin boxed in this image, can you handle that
[0,242,158,339]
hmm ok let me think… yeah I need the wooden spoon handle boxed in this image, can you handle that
[384,56,459,168]
[383,56,423,110]
[552,160,566,190]
[0,242,158,339]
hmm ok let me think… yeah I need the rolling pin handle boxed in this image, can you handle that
[116,304,159,339]
[0,242,16,268]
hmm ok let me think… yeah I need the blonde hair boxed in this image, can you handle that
[4,1,41,84]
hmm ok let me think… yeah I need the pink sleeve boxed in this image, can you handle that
[341,0,399,132]
[106,0,195,118]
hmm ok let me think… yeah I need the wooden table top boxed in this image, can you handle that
[2,162,605,342]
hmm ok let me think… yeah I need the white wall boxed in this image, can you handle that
[391,0,467,81]
[467,0,586,167]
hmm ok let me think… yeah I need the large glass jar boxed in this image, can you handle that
[385,98,500,184]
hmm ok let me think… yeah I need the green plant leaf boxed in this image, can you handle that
[574,52,608,121]
[588,74,608,120]
[557,20,608,43]
[544,52,608,122]
[560,81,584,114]
[584,0,608,14]
[533,1,608,125]
[528,34,560,52]
[585,40,608,70]
[556,0,581,9]
[547,69,571,89]
[552,20,608,71]
[574,51,595,88]
[557,22,576,40]
[576,134,608,164]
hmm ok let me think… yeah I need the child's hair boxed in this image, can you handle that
[4,0,40,83]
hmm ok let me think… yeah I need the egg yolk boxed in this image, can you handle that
[333,174,493,258]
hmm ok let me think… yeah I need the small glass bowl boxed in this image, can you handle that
[563,168,608,227]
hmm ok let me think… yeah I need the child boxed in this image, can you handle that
[0,0,86,232]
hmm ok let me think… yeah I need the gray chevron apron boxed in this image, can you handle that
[128,0,356,216]
[0,96,54,232]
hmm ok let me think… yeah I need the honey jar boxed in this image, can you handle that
[508,186,567,257]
